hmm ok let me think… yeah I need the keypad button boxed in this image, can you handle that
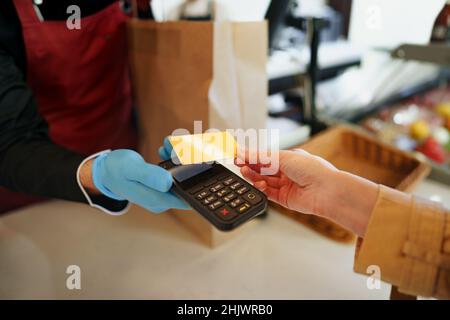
[203,179,216,187]
[189,185,204,195]
[229,198,243,208]
[202,195,217,205]
[229,182,242,190]
[196,190,209,200]
[236,186,249,195]
[237,202,251,214]
[223,177,235,186]
[243,192,262,205]
[209,183,224,193]
[216,173,230,181]
[214,206,237,221]
[208,200,224,210]
[216,188,230,198]
[223,192,237,202]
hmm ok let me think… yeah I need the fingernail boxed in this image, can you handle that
[254,181,266,191]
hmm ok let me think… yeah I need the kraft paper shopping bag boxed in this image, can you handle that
[127,19,267,246]
[127,19,267,163]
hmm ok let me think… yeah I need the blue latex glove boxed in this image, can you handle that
[158,137,176,162]
[92,149,189,213]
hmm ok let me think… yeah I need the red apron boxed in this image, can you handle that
[0,0,137,213]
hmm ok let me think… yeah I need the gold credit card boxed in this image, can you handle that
[168,131,237,165]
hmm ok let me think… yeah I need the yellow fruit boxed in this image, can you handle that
[436,102,450,118]
[410,120,430,140]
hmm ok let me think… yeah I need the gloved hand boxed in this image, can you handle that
[92,149,189,213]
[158,136,176,162]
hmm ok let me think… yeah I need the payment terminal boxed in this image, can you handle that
[159,160,267,231]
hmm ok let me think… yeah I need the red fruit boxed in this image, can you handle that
[416,137,446,164]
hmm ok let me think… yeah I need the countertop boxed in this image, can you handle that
[0,179,448,299]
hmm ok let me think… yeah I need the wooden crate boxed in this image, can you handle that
[274,125,431,243]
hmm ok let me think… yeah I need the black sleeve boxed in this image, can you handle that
[0,2,127,211]
[0,48,90,203]
[0,48,128,211]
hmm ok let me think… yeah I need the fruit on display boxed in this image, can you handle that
[395,134,417,151]
[436,102,450,118]
[446,139,450,152]
[416,137,446,164]
[432,127,450,145]
[362,87,450,166]
[410,120,430,141]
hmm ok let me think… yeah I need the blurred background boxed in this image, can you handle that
[147,0,450,187]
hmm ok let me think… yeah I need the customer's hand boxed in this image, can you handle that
[82,149,189,213]
[236,149,379,237]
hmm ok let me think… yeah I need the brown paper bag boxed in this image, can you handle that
[127,19,268,247]
[127,19,267,161]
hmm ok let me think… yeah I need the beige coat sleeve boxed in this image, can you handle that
[354,185,450,299]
